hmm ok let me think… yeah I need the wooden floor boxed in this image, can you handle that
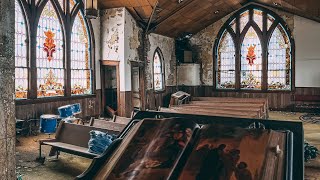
[15,111,320,180]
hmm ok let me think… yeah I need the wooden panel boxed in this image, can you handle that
[118,91,133,118]
[15,90,102,120]
[98,0,320,37]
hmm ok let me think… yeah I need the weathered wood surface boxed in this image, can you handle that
[159,107,259,119]
[39,121,120,159]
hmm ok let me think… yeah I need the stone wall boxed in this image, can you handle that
[0,0,16,178]
[145,33,176,89]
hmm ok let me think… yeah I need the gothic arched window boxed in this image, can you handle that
[153,48,165,91]
[215,5,293,91]
[14,0,94,99]
[15,0,28,99]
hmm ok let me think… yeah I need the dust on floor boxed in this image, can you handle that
[16,112,320,179]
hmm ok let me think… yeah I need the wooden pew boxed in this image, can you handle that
[169,105,263,119]
[159,107,260,119]
[89,119,126,132]
[38,121,120,160]
[191,97,269,118]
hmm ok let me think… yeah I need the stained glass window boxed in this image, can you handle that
[154,50,164,91]
[15,0,28,99]
[71,10,92,95]
[216,31,235,89]
[268,24,291,90]
[36,1,64,97]
[241,27,262,89]
[240,10,249,32]
[215,6,293,91]
[253,9,263,30]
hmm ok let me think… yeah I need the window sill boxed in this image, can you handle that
[15,94,96,105]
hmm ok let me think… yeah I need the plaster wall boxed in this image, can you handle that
[146,33,176,89]
[100,8,127,91]
[123,9,143,91]
[294,15,320,87]
[177,64,201,86]
[90,18,101,90]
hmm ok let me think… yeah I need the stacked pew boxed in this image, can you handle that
[160,96,269,119]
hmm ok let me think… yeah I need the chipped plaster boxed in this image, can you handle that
[145,33,176,90]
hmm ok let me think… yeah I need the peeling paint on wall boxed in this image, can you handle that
[145,33,176,89]
[101,8,124,61]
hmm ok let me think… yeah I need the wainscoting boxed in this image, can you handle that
[15,90,102,120]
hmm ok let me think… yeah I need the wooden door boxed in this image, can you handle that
[132,67,141,109]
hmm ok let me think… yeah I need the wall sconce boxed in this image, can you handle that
[85,0,98,19]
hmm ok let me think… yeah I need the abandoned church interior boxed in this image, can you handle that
[0,0,320,179]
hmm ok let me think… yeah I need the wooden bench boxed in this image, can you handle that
[169,104,264,118]
[159,107,260,119]
[293,95,320,112]
[38,121,120,161]
[191,97,269,118]
[89,119,127,132]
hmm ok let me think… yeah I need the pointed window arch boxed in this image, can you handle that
[14,0,95,100]
[216,30,236,89]
[240,27,262,89]
[153,48,165,91]
[71,4,92,95]
[214,5,294,91]
[36,0,64,97]
[15,0,28,99]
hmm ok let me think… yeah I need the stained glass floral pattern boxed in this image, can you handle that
[154,51,164,91]
[71,11,92,95]
[15,0,28,99]
[241,27,262,89]
[216,31,236,89]
[268,24,291,90]
[37,1,64,97]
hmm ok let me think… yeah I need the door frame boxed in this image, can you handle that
[131,61,145,110]
[100,60,120,115]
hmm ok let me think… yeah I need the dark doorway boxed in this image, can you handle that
[100,60,120,117]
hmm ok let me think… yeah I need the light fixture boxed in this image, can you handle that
[85,0,98,19]
[178,0,184,4]
[273,2,281,6]
[214,10,220,14]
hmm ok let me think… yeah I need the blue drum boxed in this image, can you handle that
[58,105,73,118]
[71,103,81,115]
[40,114,58,134]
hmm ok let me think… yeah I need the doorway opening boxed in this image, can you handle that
[100,60,120,117]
